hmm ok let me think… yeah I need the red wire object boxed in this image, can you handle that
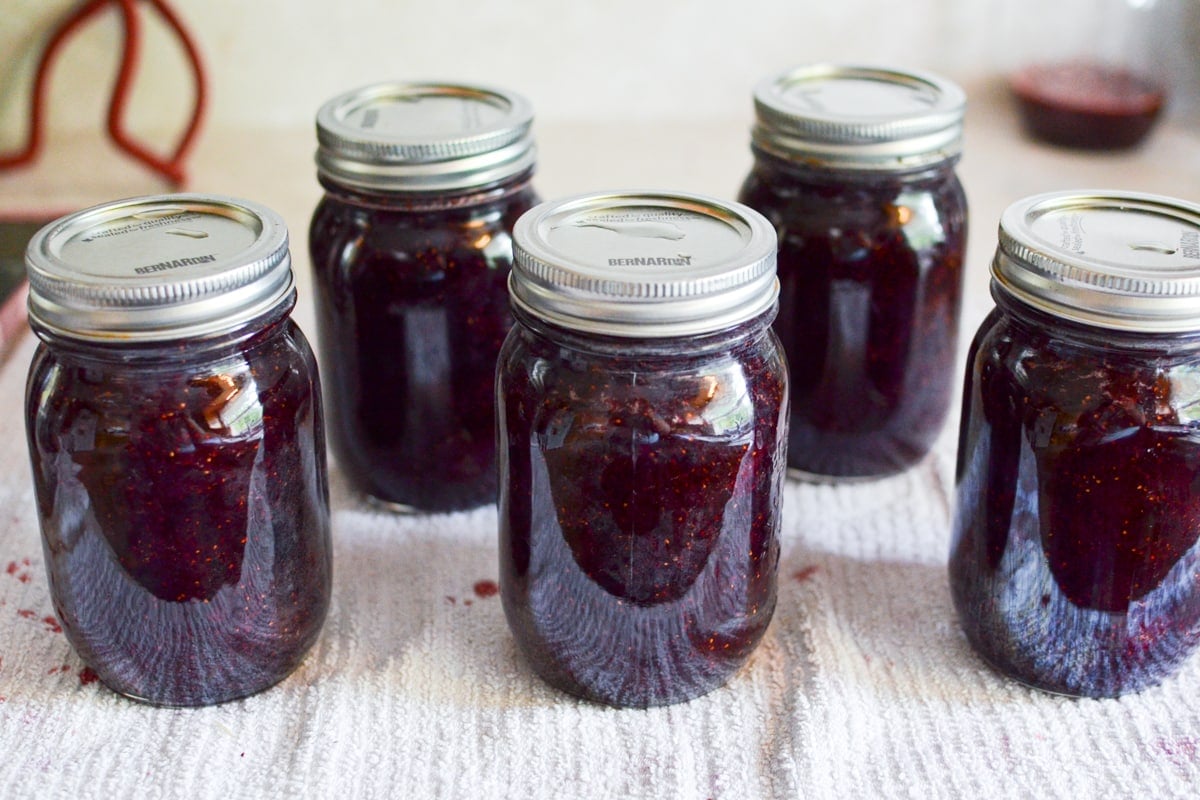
[0,0,208,187]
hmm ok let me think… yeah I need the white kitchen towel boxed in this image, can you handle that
[0,328,1197,800]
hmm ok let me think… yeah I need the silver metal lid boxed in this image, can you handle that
[751,64,965,170]
[993,190,1200,332]
[26,194,295,342]
[510,191,778,338]
[315,81,536,192]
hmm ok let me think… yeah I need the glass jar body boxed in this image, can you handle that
[738,153,967,480]
[25,307,332,707]
[950,292,1200,697]
[1004,0,1168,149]
[309,176,538,512]
[496,309,789,707]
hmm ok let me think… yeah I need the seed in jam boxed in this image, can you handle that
[497,318,787,708]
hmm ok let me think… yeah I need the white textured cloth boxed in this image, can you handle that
[1,313,1198,798]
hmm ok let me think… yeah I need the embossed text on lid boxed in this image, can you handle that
[315,81,536,192]
[993,190,1200,332]
[510,191,778,337]
[752,63,966,169]
[26,193,294,341]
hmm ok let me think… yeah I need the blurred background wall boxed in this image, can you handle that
[1,0,1194,144]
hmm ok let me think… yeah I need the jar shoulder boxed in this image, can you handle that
[309,187,538,283]
[498,325,787,434]
[969,307,1200,422]
[500,322,785,377]
[27,321,318,428]
[311,186,538,241]
[739,161,966,227]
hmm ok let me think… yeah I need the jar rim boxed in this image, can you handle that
[993,190,1200,333]
[25,194,295,343]
[510,190,779,338]
[315,81,536,192]
[751,63,965,170]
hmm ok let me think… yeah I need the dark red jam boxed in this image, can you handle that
[25,310,332,706]
[950,299,1200,697]
[309,178,536,511]
[497,311,787,707]
[739,154,967,479]
[1010,63,1165,151]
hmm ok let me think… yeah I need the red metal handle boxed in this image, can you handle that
[0,0,208,187]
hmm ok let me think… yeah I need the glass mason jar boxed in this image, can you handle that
[951,191,1200,697]
[497,191,789,707]
[309,82,538,512]
[1004,0,1168,149]
[24,194,332,707]
[738,64,969,481]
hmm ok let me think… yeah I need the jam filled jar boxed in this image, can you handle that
[497,191,789,707]
[1006,0,1167,150]
[309,81,538,512]
[738,64,968,480]
[951,191,1200,697]
[24,194,332,707]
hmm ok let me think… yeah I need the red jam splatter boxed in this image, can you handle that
[25,314,332,706]
[15,609,58,633]
[739,154,966,478]
[1158,737,1199,770]
[1010,62,1165,151]
[472,579,499,599]
[951,305,1200,696]
[792,566,819,583]
[498,314,786,707]
[309,180,537,511]
[5,559,32,583]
